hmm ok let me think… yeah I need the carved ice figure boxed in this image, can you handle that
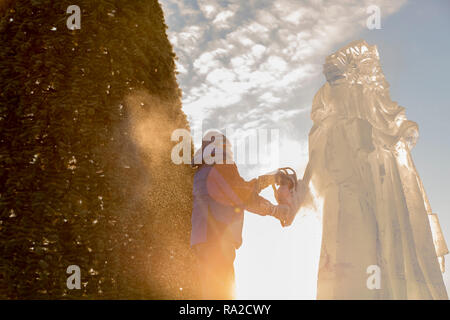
[306,40,448,299]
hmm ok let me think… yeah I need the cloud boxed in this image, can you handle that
[160,0,407,167]
[197,0,220,19]
[212,9,235,29]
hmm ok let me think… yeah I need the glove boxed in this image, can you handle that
[270,204,291,227]
[256,171,282,193]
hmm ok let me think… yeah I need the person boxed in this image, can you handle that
[190,130,291,299]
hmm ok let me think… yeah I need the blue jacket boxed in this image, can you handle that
[190,164,255,249]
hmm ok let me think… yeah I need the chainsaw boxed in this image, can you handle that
[272,167,306,227]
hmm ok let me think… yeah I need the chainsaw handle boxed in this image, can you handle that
[276,169,297,190]
[277,167,297,182]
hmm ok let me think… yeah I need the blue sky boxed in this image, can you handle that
[161,0,450,298]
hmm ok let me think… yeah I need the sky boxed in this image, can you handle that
[160,0,450,298]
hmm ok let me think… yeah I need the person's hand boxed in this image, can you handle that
[256,172,278,192]
[257,174,275,187]
[271,204,291,227]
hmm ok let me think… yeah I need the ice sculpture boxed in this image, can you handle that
[306,40,448,299]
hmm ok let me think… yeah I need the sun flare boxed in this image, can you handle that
[234,185,323,299]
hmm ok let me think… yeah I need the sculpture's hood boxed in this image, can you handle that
[323,40,388,91]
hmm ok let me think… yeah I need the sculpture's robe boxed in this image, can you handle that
[308,40,448,299]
